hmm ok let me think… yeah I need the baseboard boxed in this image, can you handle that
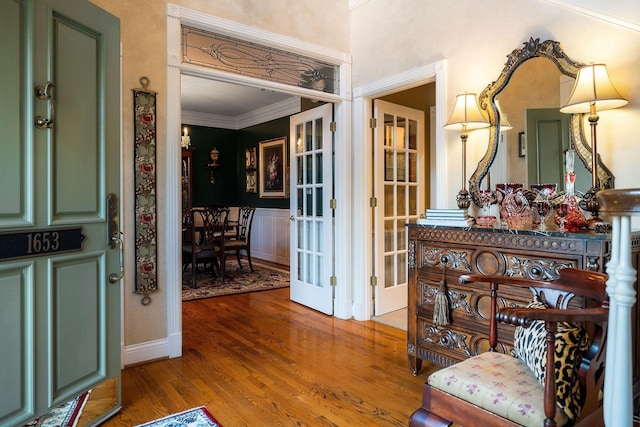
[123,338,170,367]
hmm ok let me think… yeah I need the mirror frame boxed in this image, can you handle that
[469,37,615,206]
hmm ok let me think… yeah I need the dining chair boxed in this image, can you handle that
[409,267,609,427]
[223,206,256,272]
[225,206,240,238]
[182,206,229,288]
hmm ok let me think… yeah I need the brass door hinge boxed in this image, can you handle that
[330,276,337,287]
[370,197,377,208]
[370,276,377,287]
[330,199,337,209]
[330,121,337,132]
[370,117,377,128]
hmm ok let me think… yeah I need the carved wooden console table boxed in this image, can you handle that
[407,223,640,378]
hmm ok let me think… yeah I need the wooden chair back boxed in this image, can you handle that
[223,206,256,272]
[235,206,256,242]
[185,206,229,287]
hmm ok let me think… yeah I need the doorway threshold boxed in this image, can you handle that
[372,308,407,331]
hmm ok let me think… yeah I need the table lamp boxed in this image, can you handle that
[444,93,490,209]
[560,64,627,227]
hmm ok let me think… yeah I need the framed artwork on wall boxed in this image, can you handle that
[246,171,257,193]
[245,147,257,169]
[259,137,287,198]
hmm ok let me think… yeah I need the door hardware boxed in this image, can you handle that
[107,193,124,283]
[34,81,56,129]
[108,232,124,284]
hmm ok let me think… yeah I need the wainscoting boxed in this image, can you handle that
[251,208,290,266]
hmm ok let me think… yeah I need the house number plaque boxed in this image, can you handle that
[0,227,84,261]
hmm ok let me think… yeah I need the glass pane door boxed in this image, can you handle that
[374,100,424,315]
[289,103,334,314]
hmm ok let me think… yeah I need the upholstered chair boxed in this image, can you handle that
[409,268,609,427]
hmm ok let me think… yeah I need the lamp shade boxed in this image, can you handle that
[495,99,513,131]
[444,93,489,131]
[560,64,627,114]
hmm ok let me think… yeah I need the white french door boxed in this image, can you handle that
[289,103,334,315]
[373,100,424,315]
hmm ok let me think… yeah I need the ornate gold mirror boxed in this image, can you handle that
[469,37,615,206]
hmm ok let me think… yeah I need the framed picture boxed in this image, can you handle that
[245,147,256,169]
[518,132,526,157]
[259,137,287,198]
[245,171,257,193]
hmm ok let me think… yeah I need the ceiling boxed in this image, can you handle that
[180,74,295,118]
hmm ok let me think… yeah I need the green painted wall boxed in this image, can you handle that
[187,126,238,207]
[185,117,290,209]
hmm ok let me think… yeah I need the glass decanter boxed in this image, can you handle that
[555,150,587,232]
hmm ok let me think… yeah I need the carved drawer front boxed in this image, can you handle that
[498,250,578,280]
[415,242,473,272]
[415,278,530,352]
[415,318,512,367]
[416,276,475,320]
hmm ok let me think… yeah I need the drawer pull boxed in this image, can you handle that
[434,259,451,326]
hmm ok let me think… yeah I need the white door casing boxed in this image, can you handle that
[351,61,446,321]
[165,4,353,357]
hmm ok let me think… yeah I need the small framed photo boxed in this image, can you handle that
[259,137,287,198]
[518,132,526,157]
[245,147,256,169]
[245,171,257,193]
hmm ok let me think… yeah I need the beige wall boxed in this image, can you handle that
[351,0,640,205]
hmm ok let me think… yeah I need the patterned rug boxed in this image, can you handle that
[182,260,289,301]
[24,390,90,427]
[134,407,220,427]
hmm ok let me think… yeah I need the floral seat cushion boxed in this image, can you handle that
[427,351,569,427]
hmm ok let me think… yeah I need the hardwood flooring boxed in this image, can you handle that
[100,287,439,426]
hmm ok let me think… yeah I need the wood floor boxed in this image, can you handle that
[100,287,440,426]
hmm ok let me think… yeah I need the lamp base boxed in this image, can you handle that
[456,189,471,210]
[580,186,610,232]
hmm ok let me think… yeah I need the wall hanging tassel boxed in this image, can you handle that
[433,263,450,326]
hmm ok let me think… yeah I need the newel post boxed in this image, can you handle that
[597,188,640,426]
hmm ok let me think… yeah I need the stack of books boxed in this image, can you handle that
[417,209,475,227]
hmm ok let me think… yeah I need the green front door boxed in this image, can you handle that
[0,0,121,425]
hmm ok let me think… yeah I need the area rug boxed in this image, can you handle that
[23,390,91,427]
[182,260,289,301]
[134,406,220,427]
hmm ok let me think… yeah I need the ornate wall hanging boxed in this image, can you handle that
[133,77,158,305]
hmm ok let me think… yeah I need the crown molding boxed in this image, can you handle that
[349,0,369,11]
[541,0,640,32]
[182,97,300,130]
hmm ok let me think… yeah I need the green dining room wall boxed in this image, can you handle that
[184,116,290,209]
